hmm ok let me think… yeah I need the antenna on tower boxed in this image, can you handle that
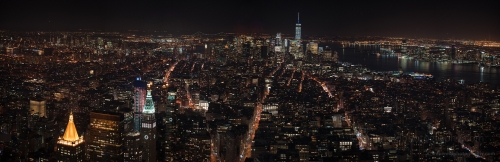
[298,12,300,23]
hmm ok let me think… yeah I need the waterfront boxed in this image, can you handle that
[328,43,499,87]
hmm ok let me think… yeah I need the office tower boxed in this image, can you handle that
[401,40,407,56]
[243,42,251,57]
[284,39,289,51]
[260,46,269,59]
[295,12,301,40]
[85,110,133,161]
[290,40,303,59]
[323,46,333,60]
[30,100,46,117]
[134,78,147,131]
[276,33,282,46]
[97,37,104,47]
[124,131,142,162]
[424,46,430,57]
[307,42,318,54]
[162,91,176,161]
[333,51,339,63]
[451,45,456,60]
[141,87,157,162]
[56,112,84,162]
[274,33,283,62]
[190,83,201,107]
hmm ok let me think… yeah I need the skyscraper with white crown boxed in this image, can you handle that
[141,84,157,162]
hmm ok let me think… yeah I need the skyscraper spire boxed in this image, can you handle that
[295,12,301,40]
[298,12,300,23]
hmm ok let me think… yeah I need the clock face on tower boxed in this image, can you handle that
[144,135,149,140]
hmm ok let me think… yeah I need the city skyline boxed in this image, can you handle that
[1,2,500,161]
[1,1,499,40]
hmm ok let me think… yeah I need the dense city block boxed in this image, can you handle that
[0,23,499,162]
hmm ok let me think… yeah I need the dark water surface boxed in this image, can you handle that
[327,43,499,87]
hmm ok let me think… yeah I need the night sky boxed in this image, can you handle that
[1,0,499,40]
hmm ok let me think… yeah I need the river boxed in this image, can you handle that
[323,43,499,87]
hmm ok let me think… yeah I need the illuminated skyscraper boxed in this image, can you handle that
[56,112,84,162]
[162,91,176,161]
[30,100,46,117]
[307,42,318,54]
[85,110,133,161]
[323,46,333,61]
[133,78,147,131]
[141,86,157,162]
[401,39,407,56]
[451,45,456,60]
[290,40,303,59]
[295,12,301,40]
[276,33,282,46]
[143,86,155,114]
[124,131,142,161]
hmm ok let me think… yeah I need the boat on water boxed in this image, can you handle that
[452,60,477,64]
[407,72,434,80]
[490,65,500,67]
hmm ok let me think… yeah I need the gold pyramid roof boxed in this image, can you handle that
[62,112,80,141]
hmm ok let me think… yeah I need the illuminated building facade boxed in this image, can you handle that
[124,131,142,161]
[143,88,155,114]
[56,112,84,162]
[133,78,147,131]
[141,88,157,162]
[85,111,131,161]
[290,40,303,59]
[30,100,46,117]
[323,47,331,57]
[276,33,282,46]
[295,12,301,40]
[307,42,318,54]
[401,39,407,56]
[163,91,176,160]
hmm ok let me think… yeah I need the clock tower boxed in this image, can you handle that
[141,86,157,162]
